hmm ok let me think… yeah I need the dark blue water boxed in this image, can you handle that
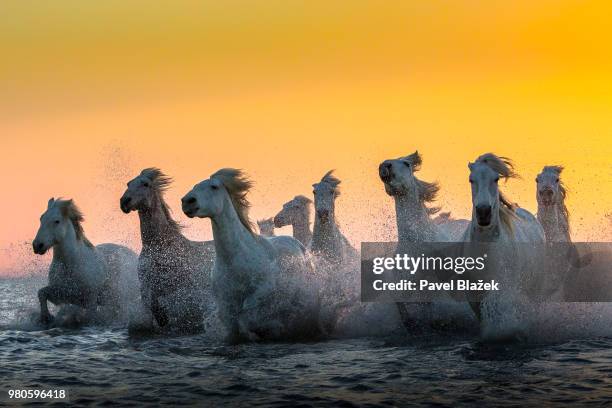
[1,278,611,407]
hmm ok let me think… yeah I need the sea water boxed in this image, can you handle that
[1,277,611,406]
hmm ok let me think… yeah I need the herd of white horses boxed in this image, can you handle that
[31,151,607,342]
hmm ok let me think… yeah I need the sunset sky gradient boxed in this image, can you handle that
[1,1,611,275]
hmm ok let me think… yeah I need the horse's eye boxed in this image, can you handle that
[143,182,150,188]
[54,220,60,224]
[211,185,218,190]
[555,178,559,183]
[404,162,410,168]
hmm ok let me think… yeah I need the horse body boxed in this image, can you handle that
[182,168,320,342]
[121,168,214,333]
[34,198,137,325]
[274,195,313,247]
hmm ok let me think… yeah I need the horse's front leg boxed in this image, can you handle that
[37,286,62,324]
[150,290,169,328]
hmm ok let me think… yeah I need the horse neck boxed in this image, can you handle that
[537,204,570,242]
[313,212,339,242]
[292,215,312,246]
[138,195,184,248]
[394,194,437,242]
[211,199,258,260]
[52,224,88,265]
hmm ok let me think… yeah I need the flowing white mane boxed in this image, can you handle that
[139,168,182,232]
[52,198,94,247]
[400,151,440,214]
[211,168,255,234]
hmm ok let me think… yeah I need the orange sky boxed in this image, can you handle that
[1,1,611,275]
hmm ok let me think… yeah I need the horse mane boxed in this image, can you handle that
[400,151,440,212]
[211,168,255,234]
[55,199,94,248]
[474,153,519,229]
[139,167,182,232]
[319,170,341,195]
[540,165,570,226]
[400,151,423,171]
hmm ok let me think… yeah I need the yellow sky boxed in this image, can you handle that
[1,1,611,275]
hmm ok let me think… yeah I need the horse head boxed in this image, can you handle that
[121,168,172,214]
[378,151,423,198]
[312,170,341,224]
[33,198,88,255]
[468,153,517,229]
[182,168,255,234]
[257,218,275,236]
[274,195,312,228]
[536,165,565,208]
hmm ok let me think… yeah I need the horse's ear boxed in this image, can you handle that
[47,198,55,208]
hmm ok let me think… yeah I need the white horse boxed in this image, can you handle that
[181,168,320,342]
[273,195,313,247]
[464,154,545,338]
[311,171,358,265]
[379,151,470,331]
[534,167,612,302]
[257,218,276,237]
[536,166,571,242]
[121,168,215,334]
[33,198,138,326]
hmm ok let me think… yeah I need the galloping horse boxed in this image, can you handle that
[536,166,570,242]
[464,154,545,337]
[311,171,357,266]
[121,168,215,333]
[181,168,320,342]
[379,151,469,331]
[33,198,138,325]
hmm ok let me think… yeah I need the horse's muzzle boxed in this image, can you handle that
[273,215,285,228]
[33,240,47,255]
[120,196,132,213]
[539,189,554,206]
[379,161,393,183]
[181,195,199,218]
[475,205,492,227]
